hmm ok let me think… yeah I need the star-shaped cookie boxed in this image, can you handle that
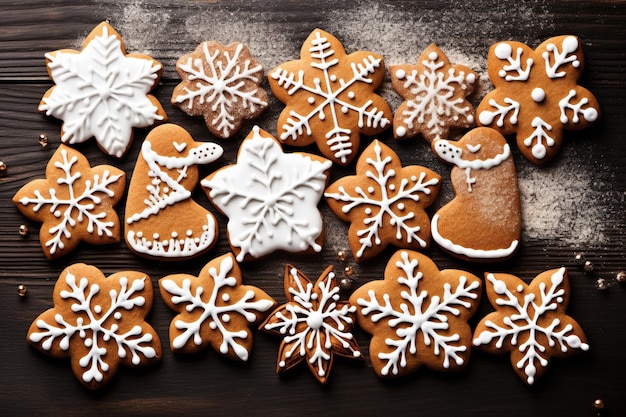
[324,140,440,262]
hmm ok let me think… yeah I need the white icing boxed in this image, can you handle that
[395,48,475,140]
[29,269,157,384]
[558,89,599,124]
[173,42,267,138]
[263,268,360,379]
[38,24,163,158]
[431,214,519,259]
[494,43,533,81]
[270,30,389,164]
[17,147,123,256]
[473,268,590,385]
[202,126,331,261]
[542,36,580,79]
[531,87,546,103]
[324,140,439,259]
[160,254,274,360]
[355,251,480,375]
[466,144,481,153]
[523,117,554,160]
[478,97,520,127]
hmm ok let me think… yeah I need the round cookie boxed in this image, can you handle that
[38,21,167,158]
[27,263,161,390]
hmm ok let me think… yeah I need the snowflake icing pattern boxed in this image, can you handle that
[391,44,477,142]
[477,35,600,164]
[261,265,362,383]
[350,250,481,377]
[38,22,166,158]
[13,145,125,259]
[172,41,268,138]
[325,140,440,261]
[473,268,589,385]
[27,265,160,389]
[269,29,391,165]
[201,126,331,262]
[159,253,275,360]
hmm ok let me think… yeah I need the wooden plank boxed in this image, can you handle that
[1,0,625,416]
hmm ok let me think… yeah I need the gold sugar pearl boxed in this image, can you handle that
[336,250,347,262]
[0,161,6,173]
[339,278,352,291]
[18,284,27,297]
[343,265,354,277]
[593,398,604,410]
[584,260,594,273]
[38,134,49,147]
[19,224,28,236]
[616,271,626,283]
[595,278,609,291]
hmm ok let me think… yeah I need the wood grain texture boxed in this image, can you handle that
[1,0,625,416]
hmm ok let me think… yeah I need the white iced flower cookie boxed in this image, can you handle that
[172,41,268,139]
[201,126,332,262]
[38,21,167,158]
[125,124,223,260]
[473,267,589,385]
[350,250,481,378]
[27,264,161,390]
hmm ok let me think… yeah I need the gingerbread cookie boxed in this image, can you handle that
[268,28,391,165]
[27,264,161,390]
[38,22,166,158]
[172,41,268,139]
[473,268,589,385]
[13,144,125,260]
[431,127,521,262]
[324,140,440,262]
[125,123,222,260]
[477,35,600,164]
[159,253,275,360]
[350,250,481,378]
[201,126,331,262]
[391,44,477,142]
[261,264,362,383]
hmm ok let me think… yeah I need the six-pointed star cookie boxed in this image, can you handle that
[201,126,332,262]
[27,263,161,390]
[268,28,392,165]
[350,250,481,378]
[391,44,477,142]
[38,21,167,158]
[13,145,125,260]
[473,267,589,385]
[325,140,440,262]
[261,264,363,383]
[172,41,268,139]
[159,253,276,360]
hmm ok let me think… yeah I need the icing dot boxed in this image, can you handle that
[347,91,355,99]
[492,279,508,295]
[330,74,337,82]
[153,233,159,240]
[318,369,325,377]
[428,51,438,61]
[94,305,102,314]
[531,88,546,103]
[114,312,122,320]
[532,143,547,159]
[573,60,580,68]
[222,314,230,323]
[517,284,524,293]
[397,203,405,211]
[163,187,169,193]
[389,184,396,191]
[467,115,475,124]
[395,126,407,137]
[194,238,200,244]
[367,186,375,194]
[171,232,178,239]
[209,321,217,330]
[137,232,143,238]
[364,208,372,215]
[84,339,92,347]
[341,106,348,114]
[498,69,507,78]
[494,43,512,60]
[54,210,61,218]
[279,361,286,368]
[306,311,324,330]
[467,73,476,83]
[353,351,361,358]
[186,230,193,237]
[311,293,318,300]
[308,97,315,104]
[557,297,564,303]
[395,69,406,79]
[411,175,417,181]
[562,36,579,53]
[222,293,230,302]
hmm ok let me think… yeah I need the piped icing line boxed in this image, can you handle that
[431,214,519,260]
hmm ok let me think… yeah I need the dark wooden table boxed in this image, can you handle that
[1,1,625,416]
